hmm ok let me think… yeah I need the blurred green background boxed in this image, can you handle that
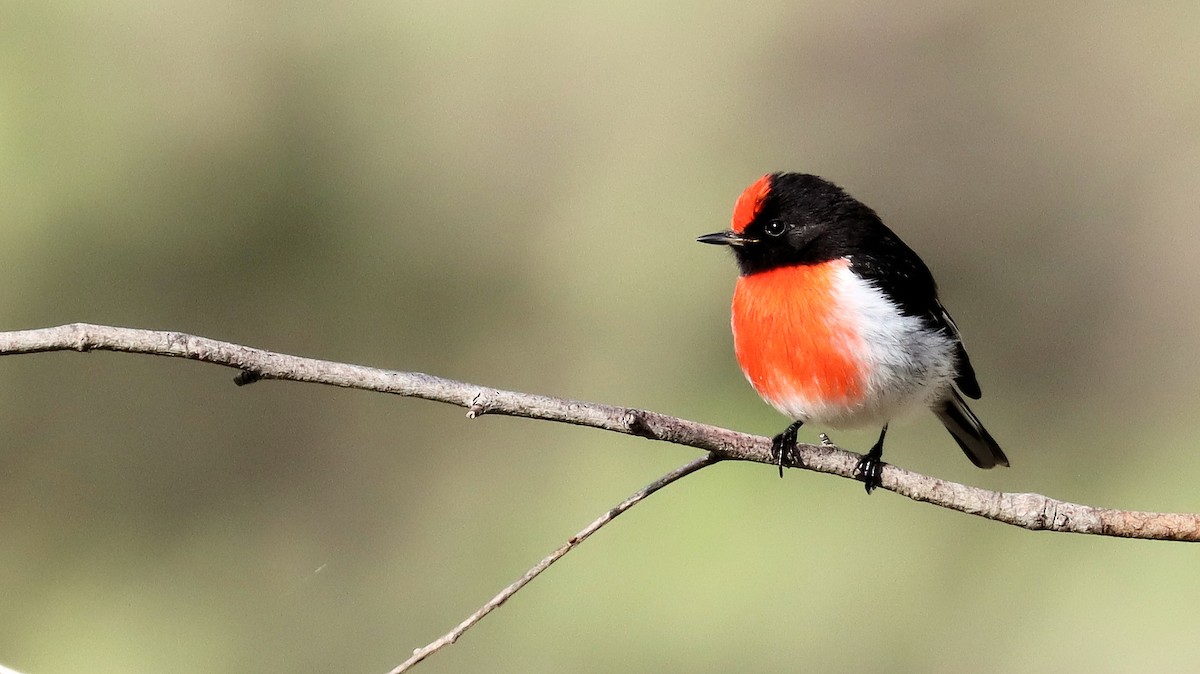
[3,2,1200,672]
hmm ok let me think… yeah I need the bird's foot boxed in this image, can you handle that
[854,425,889,495]
[853,452,885,494]
[770,420,805,477]
[819,433,834,447]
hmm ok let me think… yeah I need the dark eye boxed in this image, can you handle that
[763,221,789,237]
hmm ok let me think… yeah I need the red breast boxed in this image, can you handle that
[731,258,868,411]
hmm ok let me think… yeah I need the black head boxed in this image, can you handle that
[698,172,892,276]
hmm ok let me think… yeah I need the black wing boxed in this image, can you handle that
[932,299,981,399]
[847,227,983,400]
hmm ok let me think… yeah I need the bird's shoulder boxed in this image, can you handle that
[846,228,983,399]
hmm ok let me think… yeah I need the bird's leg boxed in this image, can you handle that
[769,420,805,477]
[854,425,888,494]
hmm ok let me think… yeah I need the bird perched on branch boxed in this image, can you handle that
[698,172,1008,493]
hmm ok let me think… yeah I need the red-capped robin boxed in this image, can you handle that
[698,172,1008,493]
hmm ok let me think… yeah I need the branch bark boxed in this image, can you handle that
[0,323,1196,542]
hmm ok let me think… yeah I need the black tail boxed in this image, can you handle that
[934,389,1009,469]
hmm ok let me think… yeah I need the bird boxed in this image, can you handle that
[697,172,1008,493]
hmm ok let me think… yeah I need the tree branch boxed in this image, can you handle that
[0,322,1196,543]
[387,452,721,673]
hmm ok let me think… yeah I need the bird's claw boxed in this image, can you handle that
[853,451,885,494]
[770,420,805,477]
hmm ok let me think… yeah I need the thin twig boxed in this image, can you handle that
[387,452,721,673]
[0,322,1196,542]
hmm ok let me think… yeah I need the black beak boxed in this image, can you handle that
[697,230,758,247]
